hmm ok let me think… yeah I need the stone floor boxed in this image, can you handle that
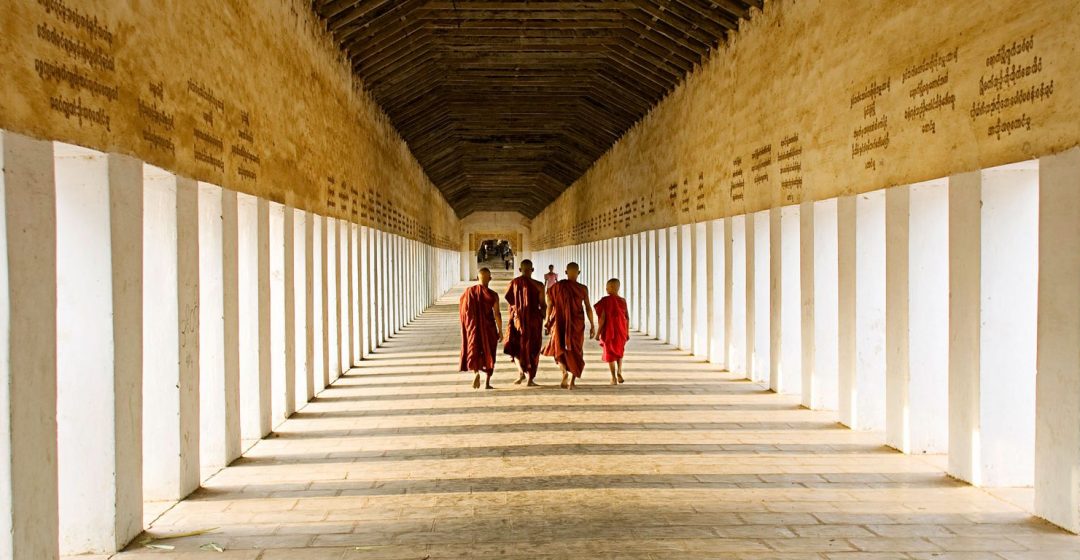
[98,278,1079,559]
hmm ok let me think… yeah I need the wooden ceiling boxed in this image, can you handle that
[312,0,760,217]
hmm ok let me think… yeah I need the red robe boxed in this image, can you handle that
[459,284,499,374]
[542,279,588,377]
[504,276,546,378]
[594,295,629,362]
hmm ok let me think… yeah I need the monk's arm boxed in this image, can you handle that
[492,299,503,339]
[595,309,606,340]
[583,287,596,338]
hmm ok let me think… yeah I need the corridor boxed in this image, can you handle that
[111,281,1072,559]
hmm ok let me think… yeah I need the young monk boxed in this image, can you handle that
[504,259,546,386]
[593,278,630,385]
[542,262,595,389]
[459,267,502,389]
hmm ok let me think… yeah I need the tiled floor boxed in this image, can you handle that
[107,278,1079,559]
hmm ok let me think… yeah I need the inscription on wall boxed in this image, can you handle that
[972,35,1055,141]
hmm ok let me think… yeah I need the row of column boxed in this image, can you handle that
[533,149,1080,534]
[0,131,462,558]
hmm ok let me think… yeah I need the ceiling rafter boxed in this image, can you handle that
[311,0,757,217]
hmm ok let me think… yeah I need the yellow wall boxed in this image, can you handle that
[531,0,1079,249]
[0,0,460,248]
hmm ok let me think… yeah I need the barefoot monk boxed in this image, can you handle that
[504,259,546,386]
[542,262,595,389]
[459,267,502,389]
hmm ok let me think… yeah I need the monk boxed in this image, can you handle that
[542,262,595,389]
[543,265,558,292]
[459,267,502,389]
[504,259,546,386]
[593,278,630,385]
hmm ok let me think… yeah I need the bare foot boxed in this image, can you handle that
[610,376,618,385]
[560,372,569,389]
[527,380,539,387]
[568,379,577,390]
[485,384,495,390]
[514,374,526,385]
[472,373,481,389]
[617,373,624,384]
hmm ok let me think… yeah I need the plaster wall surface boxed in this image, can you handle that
[0,0,460,246]
[531,0,1079,249]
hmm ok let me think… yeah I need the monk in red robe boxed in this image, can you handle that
[542,262,595,389]
[459,267,502,389]
[504,259,546,386]
[593,278,630,385]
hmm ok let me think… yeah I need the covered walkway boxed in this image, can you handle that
[108,281,1070,559]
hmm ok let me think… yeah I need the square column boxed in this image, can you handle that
[667,227,679,346]
[729,215,748,377]
[307,214,325,395]
[200,184,239,469]
[707,220,728,367]
[778,206,802,395]
[692,222,708,357]
[1035,147,1080,532]
[768,208,782,392]
[142,168,200,501]
[349,224,361,367]
[1,131,59,560]
[752,211,770,384]
[799,201,815,407]
[655,228,668,341]
[322,219,337,385]
[337,223,349,374]
[288,209,307,411]
[645,231,657,337]
[263,201,286,426]
[949,165,1039,487]
[679,224,692,351]
[885,181,949,454]
[809,198,839,410]
[55,146,143,553]
[236,193,262,443]
[845,192,886,430]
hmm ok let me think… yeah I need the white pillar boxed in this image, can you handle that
[0,131,59,560]
[349,224,361,366]
[337,222,349,374]
[752,211,770,384]
[307,214,325,395]
[55,146,143,553]
[264,201,286,426]
[678,225,692,351]
[886,180,950,454]
[288,209,306,412]
[668,227,679,346]
[201,184,239,470]
[844,192,886,430]
[950,165,1039,487]
[707,220,728,367]
[646,230,658,338]
[779,206,801,394]
[142,168,199,502]
[1035,147,1080,532]
[655,229,666,341]
[729,215,748,376]
[237,194,262,442]
[799,201,816,408]
[810,199,839,410]
[322,219,337,385]
[768,208,782,391]
[692,222,708,357]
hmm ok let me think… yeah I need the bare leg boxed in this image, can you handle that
[472,372,481,389]
[485,372,495,390]
[617,359,624,384]
[608,361,618,385]
[568,373,577,390]
[527,372,539,387]
[560,364,569,389]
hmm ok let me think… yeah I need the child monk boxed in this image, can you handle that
[593,278,629,385]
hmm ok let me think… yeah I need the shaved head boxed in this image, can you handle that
[566,261,580,281]
[519,259,534,277]
[478,267,491,285]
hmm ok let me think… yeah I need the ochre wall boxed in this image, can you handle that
[0,0,460,249]
[531,0,1079,249]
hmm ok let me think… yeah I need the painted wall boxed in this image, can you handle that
[0,0,460,249]
[531,0,1079,248]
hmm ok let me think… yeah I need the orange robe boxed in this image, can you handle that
[503,276,546,379]
[459,284,499,374]
[594,295,629,362]
[542,279,588,377]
